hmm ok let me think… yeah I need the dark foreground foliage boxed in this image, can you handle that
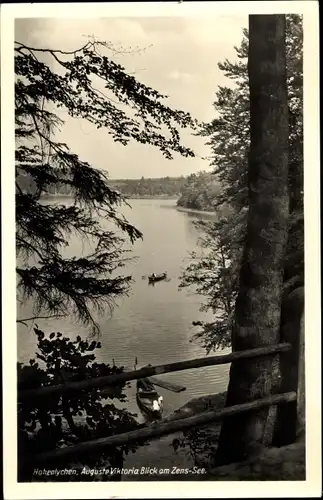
[18,329,148,481]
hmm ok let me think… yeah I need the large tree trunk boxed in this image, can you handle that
[215,15,290,465]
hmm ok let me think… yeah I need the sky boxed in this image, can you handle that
[15,15,248,179]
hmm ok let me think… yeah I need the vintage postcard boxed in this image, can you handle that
[1,1,321,498]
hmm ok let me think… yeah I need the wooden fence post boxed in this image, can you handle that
[272,286,305,446]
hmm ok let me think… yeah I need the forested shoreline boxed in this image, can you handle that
[109,176,185,198]
[17,170,221,210]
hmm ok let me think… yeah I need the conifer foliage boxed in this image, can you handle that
[179,16,303,353]
[15,39,196,333]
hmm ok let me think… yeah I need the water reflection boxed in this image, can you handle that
[17,198,230,417]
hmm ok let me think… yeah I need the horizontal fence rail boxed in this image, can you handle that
[33,391,297,464]
[19,342,291,401]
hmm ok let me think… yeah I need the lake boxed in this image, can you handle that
[17,198,230,422]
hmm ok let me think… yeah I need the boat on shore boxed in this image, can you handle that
[136,378,163,419]
[148,272,167,283]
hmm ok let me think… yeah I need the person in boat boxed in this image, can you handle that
[151,396,163,413]
[153,399,160,412]
[152,273,156,278]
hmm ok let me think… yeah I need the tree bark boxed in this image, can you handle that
[272,287,304,446]
[216,15,290,465]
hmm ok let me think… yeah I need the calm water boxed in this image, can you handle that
[17,198,230,420]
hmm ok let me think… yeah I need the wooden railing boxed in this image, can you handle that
[19,343,291,401]
[19,341,303,465]
[34,392,296,464]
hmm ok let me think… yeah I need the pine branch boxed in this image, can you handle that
[17,314,66,326]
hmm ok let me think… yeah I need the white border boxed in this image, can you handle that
[1,2,321,498]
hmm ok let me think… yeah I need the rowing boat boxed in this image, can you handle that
[148,272,167,283]
[136,378,163,419]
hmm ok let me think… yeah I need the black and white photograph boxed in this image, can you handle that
[1,1,321,498]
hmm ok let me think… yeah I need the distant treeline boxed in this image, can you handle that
[111,172,222,211]
[16,172,186,198]
[109,176,186,198]
[16,170,222,212]
[16,171,72,197]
